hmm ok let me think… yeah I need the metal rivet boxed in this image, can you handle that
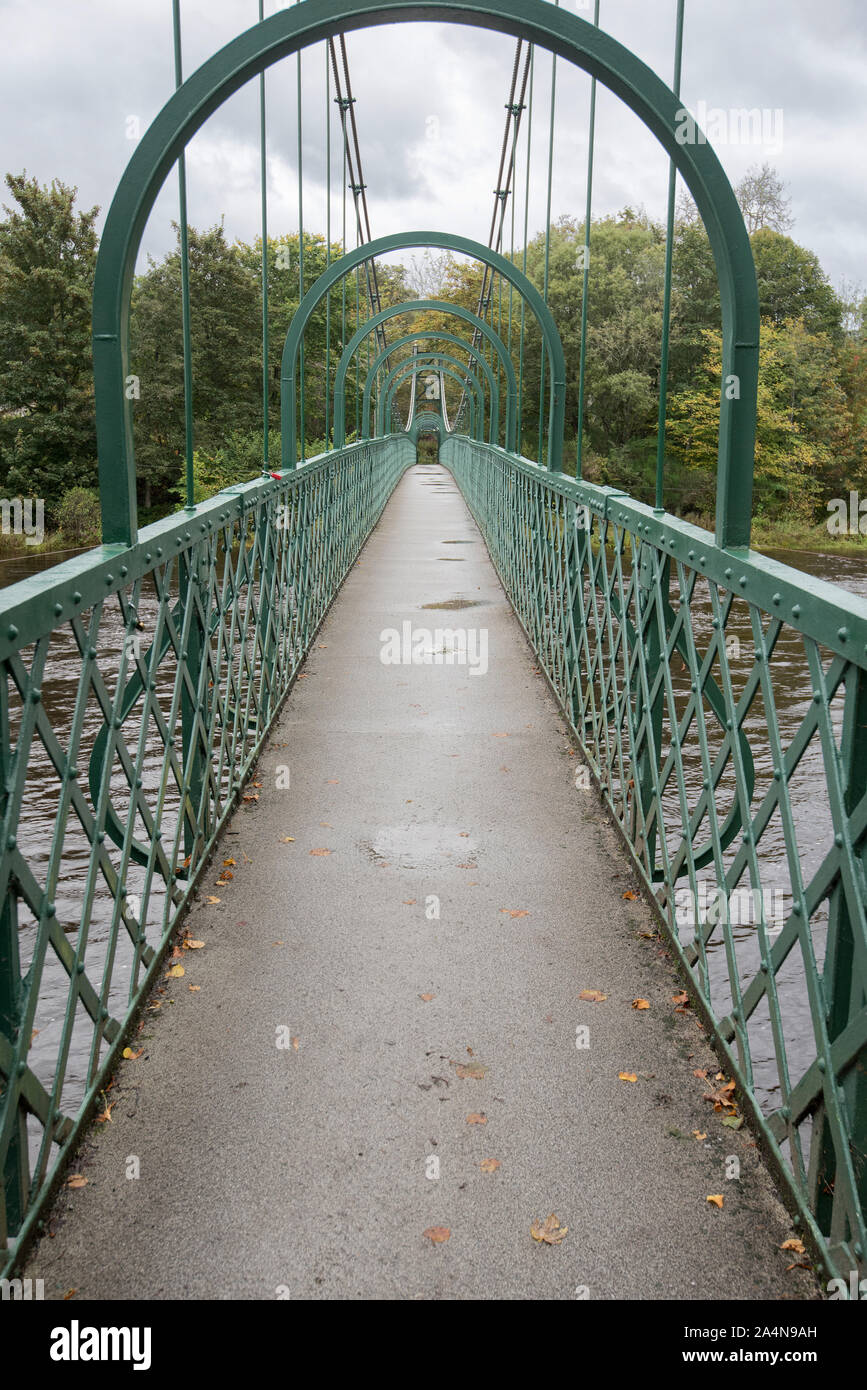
[792,604,801,618]
[7,625,18,640]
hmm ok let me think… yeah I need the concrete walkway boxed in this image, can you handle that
[27,464,816,1301]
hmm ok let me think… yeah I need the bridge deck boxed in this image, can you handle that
[27,464,815,1300]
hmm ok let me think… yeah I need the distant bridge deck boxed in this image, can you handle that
[23,465,815,1300]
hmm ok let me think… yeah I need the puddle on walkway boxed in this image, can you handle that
[441,540,474,544]
[363,823,478,870]
[437,557,465,561]
[420,598,486,610]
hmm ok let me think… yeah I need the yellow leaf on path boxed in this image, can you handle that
[63,1289,77,1300]
[500,908,529,918]
[205,895,221,904]
[280,837,295,843]
[692,1131,707,1141]
[188,985,201,992]
[423,1226,451,1244]
[780,1238,806,1253]
[632,998,650,1010]
[480,1158,501,1173]
[183,939,205,950]
[531,1213,568,1245]
[215,879,230,887]
[95,1101,115,1124]
[403,899,416,905]
[466,1113,487,1125]
[319,822,333,828]
[291,1037,300,1051]
[310,848,331,856]
[492,732,509,738]
[419,993,436,1002]
[326,778,339,783]
[67,1175,88,1189]
[223,858,236,867]
[166,964,185,978]
[618,1072,638,1083]
[579,989,607,1003]
[673,991,689,1005]
[122,1047,143,1061]
[622,890,639,900]
[706,1194,724,1209]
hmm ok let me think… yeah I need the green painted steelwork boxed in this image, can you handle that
[281,234,561,466]
[440,434,867,1288]
[384,361,477,439]
[324,298,518,455]
[0,437,414,1268]
[362,331,497,442]
[407,411,443,443]
[378,356,485,441]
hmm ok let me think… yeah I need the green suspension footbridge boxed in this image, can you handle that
[1,0,865,1300]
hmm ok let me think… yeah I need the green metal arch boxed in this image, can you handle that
[91,0,759,547]
[324,299,518,458]
[382,358,484,439]
[408,410,445,444]
[363,331,497,442]
[284,241,558,467]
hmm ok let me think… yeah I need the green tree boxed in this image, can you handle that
[751,229,843,340]
[0,173,99,516]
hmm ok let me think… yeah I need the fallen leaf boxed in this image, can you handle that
[480,1158,501,1173]
[530,1213,568,1245]
[165,963,185,978]
[618,1072,638,1083]
[693,1068,709,1079]
[280,837,295,843]
[242,793,259,802]
[319,822,333,828]
[692,1131,707,1141]
[183,939,205,950]
[122,1047,143,1061]
[419,993,436,1002]
[780,1238,806,1254]
[291,1037,300,1051]
[786,1261,811,1272]
[205,895,221,904]
[721,1115,744,1130]
[326,778,339,783]
[272,940,285,946]
[63,1289,76,1300]
[706,1194,724,1209]
[403,899,416,905]
[622,889,638,900]
[452,1061,486,1080]
[188,985,201,992]
[220,870,234,881]
[632,998,650,1010]
[672,991,689,1006]
[500,908,529,918]
[95,1101,115,1124]
[310,848,331,857]
[223,858,236,867]
[215,879,230,887]
[67,1174,88,1189]
[466,1113,487,1125]
[578,989,607,1003]
[492,732,509,738]
[423,1226,450,1244]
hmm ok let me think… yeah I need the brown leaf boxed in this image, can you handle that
[693,1068,709,1079]
[692,1131,707,1141]
[205,895,221,904]
[67,1174,88,1189]
[165,963,185,978]
[631,998,650,1010]
[618,1072,638,1083]
[242,793,259,802]
[182,939,205,950]
[223,858,236,867]
[466,1113,487,1125]
[291,1037,300,1051]
[480,1158,501,1173]
[309,848,331,857]
[419,993,436,1002]
[122,1047,144,1061]
[672,991,689,1006]
[706,1194,724,1209]
[423,1226,451,1244]
[530,1213,568,1245]
[780,1238,806,1253]
[452,1061,486,1080]
[578,989,607,1003]
[188,985,201,992]
[622,890,639,900]
[280,837,295,843]
[499,908,529,918]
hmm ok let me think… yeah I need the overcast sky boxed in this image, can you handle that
[0,0,864,296]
